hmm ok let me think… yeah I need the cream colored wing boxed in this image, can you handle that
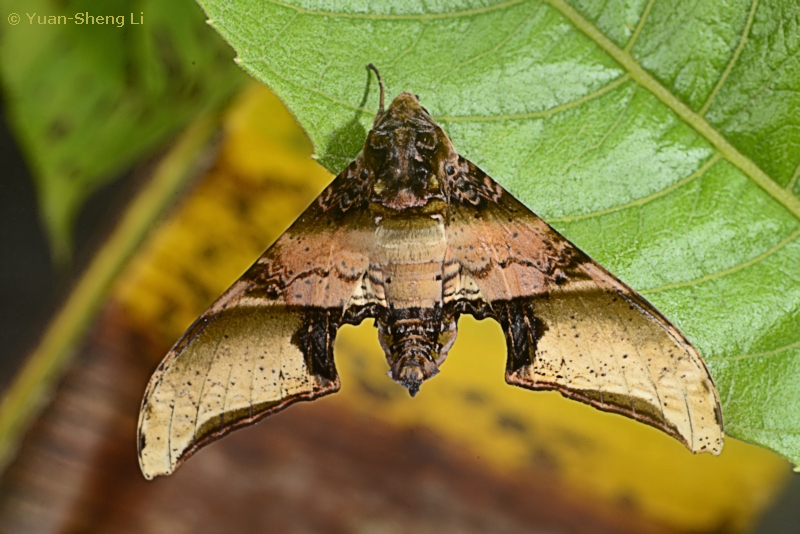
[138,165,375,479]
[445,157,723,454]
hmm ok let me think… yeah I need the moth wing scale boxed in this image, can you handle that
[137,167,374,479]
[445,157,723,454]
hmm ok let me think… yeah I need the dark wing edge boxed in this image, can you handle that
[137,165,375,479]
[445,157,724,454]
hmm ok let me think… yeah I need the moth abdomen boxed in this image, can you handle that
[377,307,456,396]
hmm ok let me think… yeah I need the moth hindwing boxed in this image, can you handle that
[137,65,723,479]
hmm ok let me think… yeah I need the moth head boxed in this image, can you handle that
[364,92,456,212]
[381,91,424,121]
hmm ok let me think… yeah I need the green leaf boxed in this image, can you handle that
[0,0,246,262]
[198,0,800,465]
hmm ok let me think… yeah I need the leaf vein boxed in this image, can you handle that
[260,0,528,20]
[726,425,800,435]
[623,0,654,53]
[707,340,800,363]
[559,94,631,186]
[698,0,759,116]
[434,6,540,85]
[640,226,800,294]
[544,0,800,221]
[711,45,800,132]
[788,161,800,192]
[435,73,631,122]
[387,24,426,68]
[549,153,721,223]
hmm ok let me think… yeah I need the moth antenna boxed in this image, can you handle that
[367,63,385,118]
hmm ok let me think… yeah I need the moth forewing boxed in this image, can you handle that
[137,167,370,479]
[137,68,724,479]
[444,160,722,454]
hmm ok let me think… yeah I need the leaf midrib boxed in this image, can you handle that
[545,0,800,221]
[246,0,800,221]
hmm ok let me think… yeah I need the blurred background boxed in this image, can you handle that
[1,0,799,532]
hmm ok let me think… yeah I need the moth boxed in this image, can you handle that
[138,65,723,479]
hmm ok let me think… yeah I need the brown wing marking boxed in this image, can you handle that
[445,157,723,454]
[137,166,374,479]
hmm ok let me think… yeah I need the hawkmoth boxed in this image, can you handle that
[138,66,723,479]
